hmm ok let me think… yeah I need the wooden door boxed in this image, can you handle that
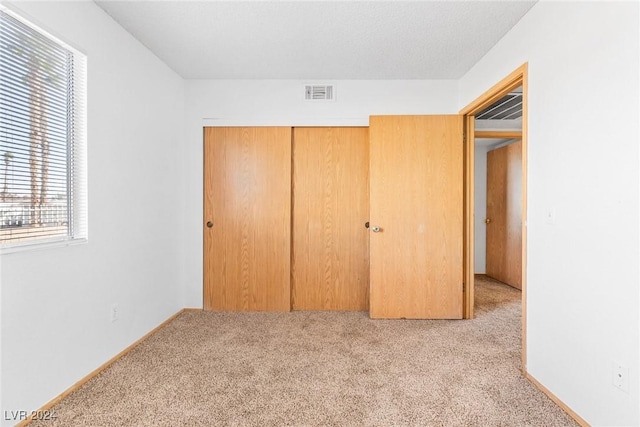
[203,127,292,311]
[369,115,463,319]
[291,127,369,311]
[486,141,522,289]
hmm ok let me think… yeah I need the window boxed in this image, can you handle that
[0,8,86,250]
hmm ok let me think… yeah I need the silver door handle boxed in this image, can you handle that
[371,225,381,233]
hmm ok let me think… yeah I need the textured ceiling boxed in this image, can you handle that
[94,1,536,80]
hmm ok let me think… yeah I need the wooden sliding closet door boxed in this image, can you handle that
[486,141,522,289]
[203,127,291,311]
[292,127,369,311]
[369,116,463,319]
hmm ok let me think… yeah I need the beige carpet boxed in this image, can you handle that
[32,276,577,426]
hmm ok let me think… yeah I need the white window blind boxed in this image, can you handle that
[0,8,87,249]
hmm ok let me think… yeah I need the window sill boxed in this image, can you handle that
[0,237,88,255]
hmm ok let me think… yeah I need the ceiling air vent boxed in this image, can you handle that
[476,89,523,120]
[304,84,335,101]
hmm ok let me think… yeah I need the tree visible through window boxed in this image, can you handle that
[0,9,86,248]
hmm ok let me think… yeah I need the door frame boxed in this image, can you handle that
[460,63,528,372]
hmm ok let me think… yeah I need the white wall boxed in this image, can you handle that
[474,144,488,273]
[0,2,185,423]
[182,80,458,307]
[460,2,639,425]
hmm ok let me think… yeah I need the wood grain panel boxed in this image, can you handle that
[486,141,522,289]
[463,115,475,319]
[475,130,522,139]
[369,115,463,319]
[291,127,369,311]
[203,127,291,311]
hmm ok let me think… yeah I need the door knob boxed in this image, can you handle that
[484,218,491,224]
[206,221,213,228]
[371,225,381,233]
